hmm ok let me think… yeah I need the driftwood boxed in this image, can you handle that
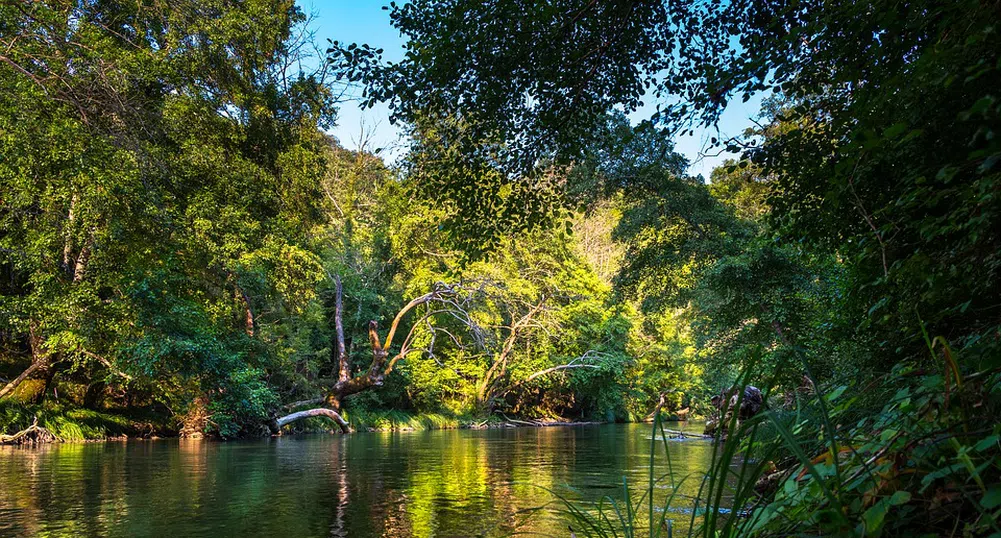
[501,415,540,427]
[704,385,763,437]
[269,408,351,434]
[659,428,711,439]
[495,413,604,429]
[0,417,59,445]
[648,392,713,439]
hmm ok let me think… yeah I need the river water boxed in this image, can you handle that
[0,423,721,537]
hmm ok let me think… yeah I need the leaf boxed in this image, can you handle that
[826,385,847,402]
[783,475,799,496]
[863,499,889,535]
[974,435,999,452]
[883,122,908,139]
[880,428,898,442]
[982,485,1001,510]
[889,490,911,506]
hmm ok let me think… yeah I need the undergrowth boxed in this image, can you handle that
[549,339,1001,537]
[0,401,170,441]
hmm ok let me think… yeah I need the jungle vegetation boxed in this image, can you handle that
[1,0,1000,536]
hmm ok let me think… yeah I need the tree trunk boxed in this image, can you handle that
[83,381,106,409]
[72,237,91,283]
[226,271,255,337]
[180,395,210,438]
[334,274,349,383]
[0,324,54,403]
[236,286,255,337]
[62,193,78,277]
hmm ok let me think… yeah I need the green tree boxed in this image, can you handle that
[336,0,1001,367]
[0,0,335,437]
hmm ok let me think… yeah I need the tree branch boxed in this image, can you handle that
[270,407,351,434]
[0,361,45,400]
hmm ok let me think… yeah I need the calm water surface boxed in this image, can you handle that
[0,423,722,537]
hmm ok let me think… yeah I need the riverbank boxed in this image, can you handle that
[0,401,170,444]
[1,401,648,444]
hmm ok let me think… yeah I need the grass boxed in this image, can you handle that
[0,400,150,441]
[545,340,1001,538]
[344,408,466,431]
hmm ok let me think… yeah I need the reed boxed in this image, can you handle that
[547,337,1001,537]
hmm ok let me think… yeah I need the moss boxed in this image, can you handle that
[8,379,48,404]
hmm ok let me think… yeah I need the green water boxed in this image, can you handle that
[0,423,721,537]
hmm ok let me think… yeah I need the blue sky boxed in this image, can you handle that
[300,0,763,177]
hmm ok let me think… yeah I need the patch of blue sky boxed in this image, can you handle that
[299,0,764,178]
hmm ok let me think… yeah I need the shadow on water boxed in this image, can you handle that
[0,423,723,537]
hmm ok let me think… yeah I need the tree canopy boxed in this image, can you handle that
[2,1,1000,535]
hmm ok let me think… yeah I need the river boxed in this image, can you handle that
[0,423,721,537]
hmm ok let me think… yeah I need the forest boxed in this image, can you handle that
[1,0,999,537]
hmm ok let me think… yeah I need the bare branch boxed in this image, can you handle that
[270,407,351,434]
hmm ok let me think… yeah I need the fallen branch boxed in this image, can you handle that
[507,418,540,427]
[269,407,352,435]
[0,361,45,400]
[0,417,60,445]
[660,428,711,439]
[651,392,710,439]
[497,412,539,426]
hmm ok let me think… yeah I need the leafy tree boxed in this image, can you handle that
[336,0,1001,367]
[0,0,335,436]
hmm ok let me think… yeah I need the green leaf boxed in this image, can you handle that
[883,122,908,139]
[826,385,847,402]
[863,499,889,535]
[982,485,1001,510]
[975,435,999,452]
[889,490,911,506]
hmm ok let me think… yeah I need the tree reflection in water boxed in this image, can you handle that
[0,423,721,537]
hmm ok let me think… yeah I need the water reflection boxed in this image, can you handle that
[0,423,721,537]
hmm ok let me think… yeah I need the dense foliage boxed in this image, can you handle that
[0,0,335,436]
[330,0,1001,535]
[0,1,703,438]
[3,0,1000,536]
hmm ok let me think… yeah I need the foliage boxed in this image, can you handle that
[3,9,997,538]
[0,0,333,437]
[328,0,1001,535]
[340,0,1001,366]
[0,400,162,441]
[750,364,1001,537]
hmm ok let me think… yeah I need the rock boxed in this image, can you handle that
[735,385,763,419]
[704,385,763,436]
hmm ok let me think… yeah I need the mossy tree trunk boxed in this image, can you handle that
[0,323,55,404]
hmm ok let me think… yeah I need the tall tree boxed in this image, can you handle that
[334,0,1001,365]
[0,0,335,436]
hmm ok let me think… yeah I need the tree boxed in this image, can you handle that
[334,0,1001,366]
[270,280,461,433]
[0,0,336,436]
